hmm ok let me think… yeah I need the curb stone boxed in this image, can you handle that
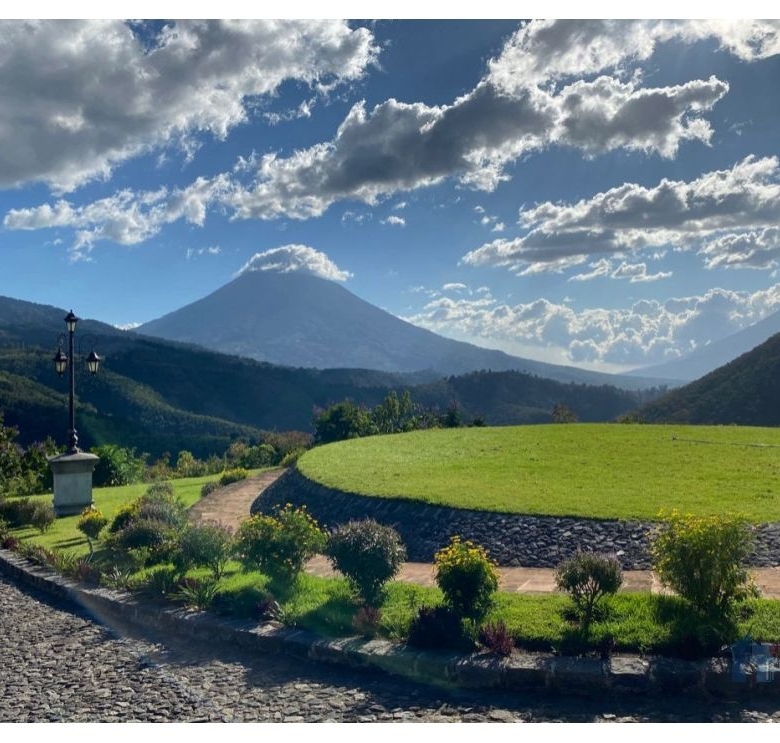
[1,547,779,700]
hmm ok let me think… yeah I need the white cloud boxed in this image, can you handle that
[488,19,780,92]
[442,282,468,292]
[403,284,780,370]
[0,20,377,192]
[186,245,221,260]
[236,244,352,282]
[381,215,406,227]
[4,175,231,258]
[463,156,780,275]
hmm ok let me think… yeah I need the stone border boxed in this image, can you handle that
[254,468,780,569]
[3,547,778,699]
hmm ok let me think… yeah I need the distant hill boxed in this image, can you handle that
[0,294,661,456]
[628,309,780,382]
[138,270,664,390]
[634,332,780,426]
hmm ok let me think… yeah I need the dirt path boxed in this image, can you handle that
[188,469,286,532]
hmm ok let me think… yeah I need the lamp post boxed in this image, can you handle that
[52,310,100,454]
[48,310,101,516]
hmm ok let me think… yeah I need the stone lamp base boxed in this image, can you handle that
[48,452,100,517]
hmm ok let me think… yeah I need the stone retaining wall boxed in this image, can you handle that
[252,468,780,569]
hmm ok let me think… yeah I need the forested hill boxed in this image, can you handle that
[634,332,780,426]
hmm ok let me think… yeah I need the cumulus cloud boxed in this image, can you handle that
[228,71,727,219]
[236,244,352,281]
[0,20,377,192]
[570,258,671,283]
[463,156,780,274]
[381,215,406,227]
[488,19,780,92]
[404,284,780,369]
[4,175,231,258]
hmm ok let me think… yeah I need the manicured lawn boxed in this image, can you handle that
[298,424,780,521]
[11,474,222,554]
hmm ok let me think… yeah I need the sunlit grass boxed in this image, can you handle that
[298,424,780,521]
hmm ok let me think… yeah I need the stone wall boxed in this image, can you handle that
[252,468,780,569]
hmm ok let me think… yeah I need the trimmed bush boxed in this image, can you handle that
[234,504,325,583]
[30,502,55,533]
[326,519,407,605]
[652,511,757,618]
[77,507,108,556]
[173,522,233,580]
[554,552,623,624]
[219,468,249,486]
[434,536,499,620]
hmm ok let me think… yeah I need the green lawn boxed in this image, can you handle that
[298,424,780,521]
[10,474,222,554]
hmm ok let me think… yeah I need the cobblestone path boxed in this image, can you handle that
[4,573,780,723]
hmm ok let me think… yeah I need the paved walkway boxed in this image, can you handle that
[191,469,780,599]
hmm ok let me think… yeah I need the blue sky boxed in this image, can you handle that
[2,16,780,373]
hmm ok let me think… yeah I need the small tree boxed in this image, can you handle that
[326,519,407,605]
[77,507,108,557]
[652,511,756,619]
[554,552,623,625]
[174,522,233,580]
[434,536,499,620]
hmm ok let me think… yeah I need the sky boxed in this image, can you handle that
[1,14,780,374]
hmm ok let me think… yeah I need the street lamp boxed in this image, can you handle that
[52,310,100,454]
[49,310,101,516]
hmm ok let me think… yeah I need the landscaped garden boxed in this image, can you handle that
[1,423,780,662]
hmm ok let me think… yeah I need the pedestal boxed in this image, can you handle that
[48,451,100,517]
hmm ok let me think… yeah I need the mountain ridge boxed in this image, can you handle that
[138,270,669,391]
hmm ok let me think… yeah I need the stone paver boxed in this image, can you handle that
[4,572,780,723]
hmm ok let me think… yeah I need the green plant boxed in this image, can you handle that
[326,519,407,605]
[175,577,219,610]
[219,468,249,486]
[77,507,109,556]
[554,552,623,625]
[0,496,36,528]
[280,448,305,467]
[200,481,220,498]
[142,566,179,598]
[91,444,146,487]
[101,565,137,591]
[434,536,499,620]
[173,522,233,580]
[233,504,326,583]
[652,511,757,619]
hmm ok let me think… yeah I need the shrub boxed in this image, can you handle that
[554,552,623,624]
[326,519,407,605]
[219,468,249,486]
[91,444,146,487]
[173,522,233,580]
[478,620,515,656]
[108,518,178,566]
[652,511,757,618]
[175,577,219,611]
[200,481,220,498]
[77,507,108,556]
[406,605,472,650]
[234,505,326,583]
[108,502,137,534]
[144,481,175,499]
[29,502,55,533]
[0,497,37,528]
[142,566,179,598]
[134,486,188,531]
[279,447,305,467]
[434,536,499,620]
[352,605,383,638]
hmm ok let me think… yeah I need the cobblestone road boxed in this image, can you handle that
[3,573,780,723]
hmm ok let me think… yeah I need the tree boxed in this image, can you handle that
[313,401,375,444]
[552,404,578,423]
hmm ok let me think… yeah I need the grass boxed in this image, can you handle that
[9,473,222,554]
[298,424,780,521]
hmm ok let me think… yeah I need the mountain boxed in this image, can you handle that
[628,309,780,382]
[633,332,780,426]
[0,294,660,456]
[138,270,665,390]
